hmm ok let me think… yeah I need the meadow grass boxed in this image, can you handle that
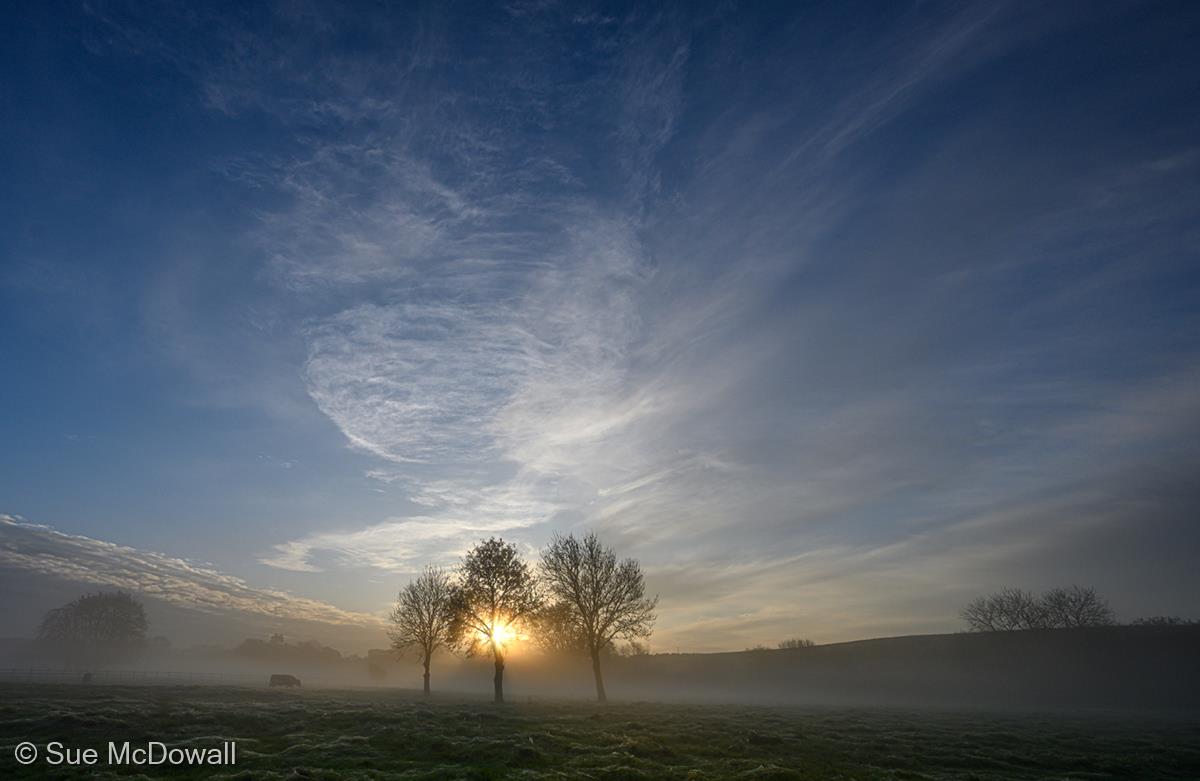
[1,683,1197,779]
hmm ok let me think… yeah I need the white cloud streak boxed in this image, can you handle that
[0,515,382,628]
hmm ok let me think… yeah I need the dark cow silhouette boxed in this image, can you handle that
[269,674,301,688]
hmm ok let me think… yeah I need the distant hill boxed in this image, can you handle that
[594,625,1200,711]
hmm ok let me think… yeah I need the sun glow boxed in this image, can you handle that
[482,620,519,650]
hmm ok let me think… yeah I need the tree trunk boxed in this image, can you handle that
[493,647,505,703]
[591,645,607,703]
[422,652,431,696]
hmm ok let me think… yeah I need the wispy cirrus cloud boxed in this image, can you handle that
[200,10,678,574]
[47,1,1200,651]
[237,4,1200,636]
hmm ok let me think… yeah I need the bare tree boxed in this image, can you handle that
[1040,585,1114,628]
[457,538,542,703]
[539,532,657,702]
[961,593,1003,632]
[388,566,462,696]
[962,585,1117,632]
[961,587,1046,631]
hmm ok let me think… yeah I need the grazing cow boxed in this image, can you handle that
[269,674,301,688]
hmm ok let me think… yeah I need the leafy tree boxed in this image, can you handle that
[388,566,463,695]
[457,538,542,703]
[38,591,148,665]
[539,532,657,702]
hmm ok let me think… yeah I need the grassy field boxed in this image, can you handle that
[1,684,1198,780]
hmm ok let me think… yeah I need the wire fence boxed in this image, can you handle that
[0,668,267,686]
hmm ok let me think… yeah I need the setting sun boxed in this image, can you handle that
[481,620,518,650]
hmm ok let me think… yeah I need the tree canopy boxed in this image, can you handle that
[38,591,148,665]
[457,538,542,702]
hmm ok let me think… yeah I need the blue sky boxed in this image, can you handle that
[2,0,1198,652]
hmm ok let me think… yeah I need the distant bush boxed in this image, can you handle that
[962,585,1114,632]
[1131,616,1199,626]
[777,638,815,649]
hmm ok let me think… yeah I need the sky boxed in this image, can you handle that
[1,0,1198,654]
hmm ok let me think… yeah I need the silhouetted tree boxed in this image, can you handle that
[539,532,657,702]
[778,638,815,649]
[962,585,1117,631]
[458,538,542,703]
[1040,585,1114,628]
[961,588,1046,631]
[388,566,462,696]
[38,591,148,665]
